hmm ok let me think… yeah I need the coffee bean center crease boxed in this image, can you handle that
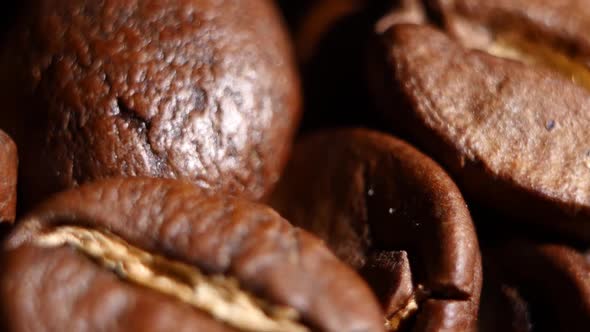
[33,226,309,332]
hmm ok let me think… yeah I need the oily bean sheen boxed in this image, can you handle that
[0,178,385,332]
[270,129,482,331]
[371,19,590,241]
[479,241,590,332]
[0,0,301,207]
[0,130,17,224]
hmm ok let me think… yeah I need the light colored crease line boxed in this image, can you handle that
[34,226,309,332]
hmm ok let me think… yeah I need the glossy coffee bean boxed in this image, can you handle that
[270,129,482,331]
[371,13,590,240]
[0,0,301,207]
[0,178,385,332]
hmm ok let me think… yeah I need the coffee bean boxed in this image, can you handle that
[270,129,482,331]
[0,178,385,332]
[0,130,17,224]
[0,0,301,208]
[370,16,590,240]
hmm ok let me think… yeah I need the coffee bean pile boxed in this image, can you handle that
[0,1,588,331]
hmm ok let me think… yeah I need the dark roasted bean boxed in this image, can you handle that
[0,178,385,332]
[370,2,590,241]
[0,0,301,208]
[270,129,482,331]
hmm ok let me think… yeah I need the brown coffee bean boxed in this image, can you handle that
[0,130,17,224]
[435,0,590,64]
[427,0,590,92]
[0,0,301,208]
[479,241,590,332]
[270,129,482,331]
[0,178,385,332]
[370,19,590,240]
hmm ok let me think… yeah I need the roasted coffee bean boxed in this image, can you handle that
[0,130,17,224]
[370,18,590,241]
[0,178,385,332]
[0,0,301,208]
[270,129,482,331]
[434,0,590,87]
[479,241,590,332]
